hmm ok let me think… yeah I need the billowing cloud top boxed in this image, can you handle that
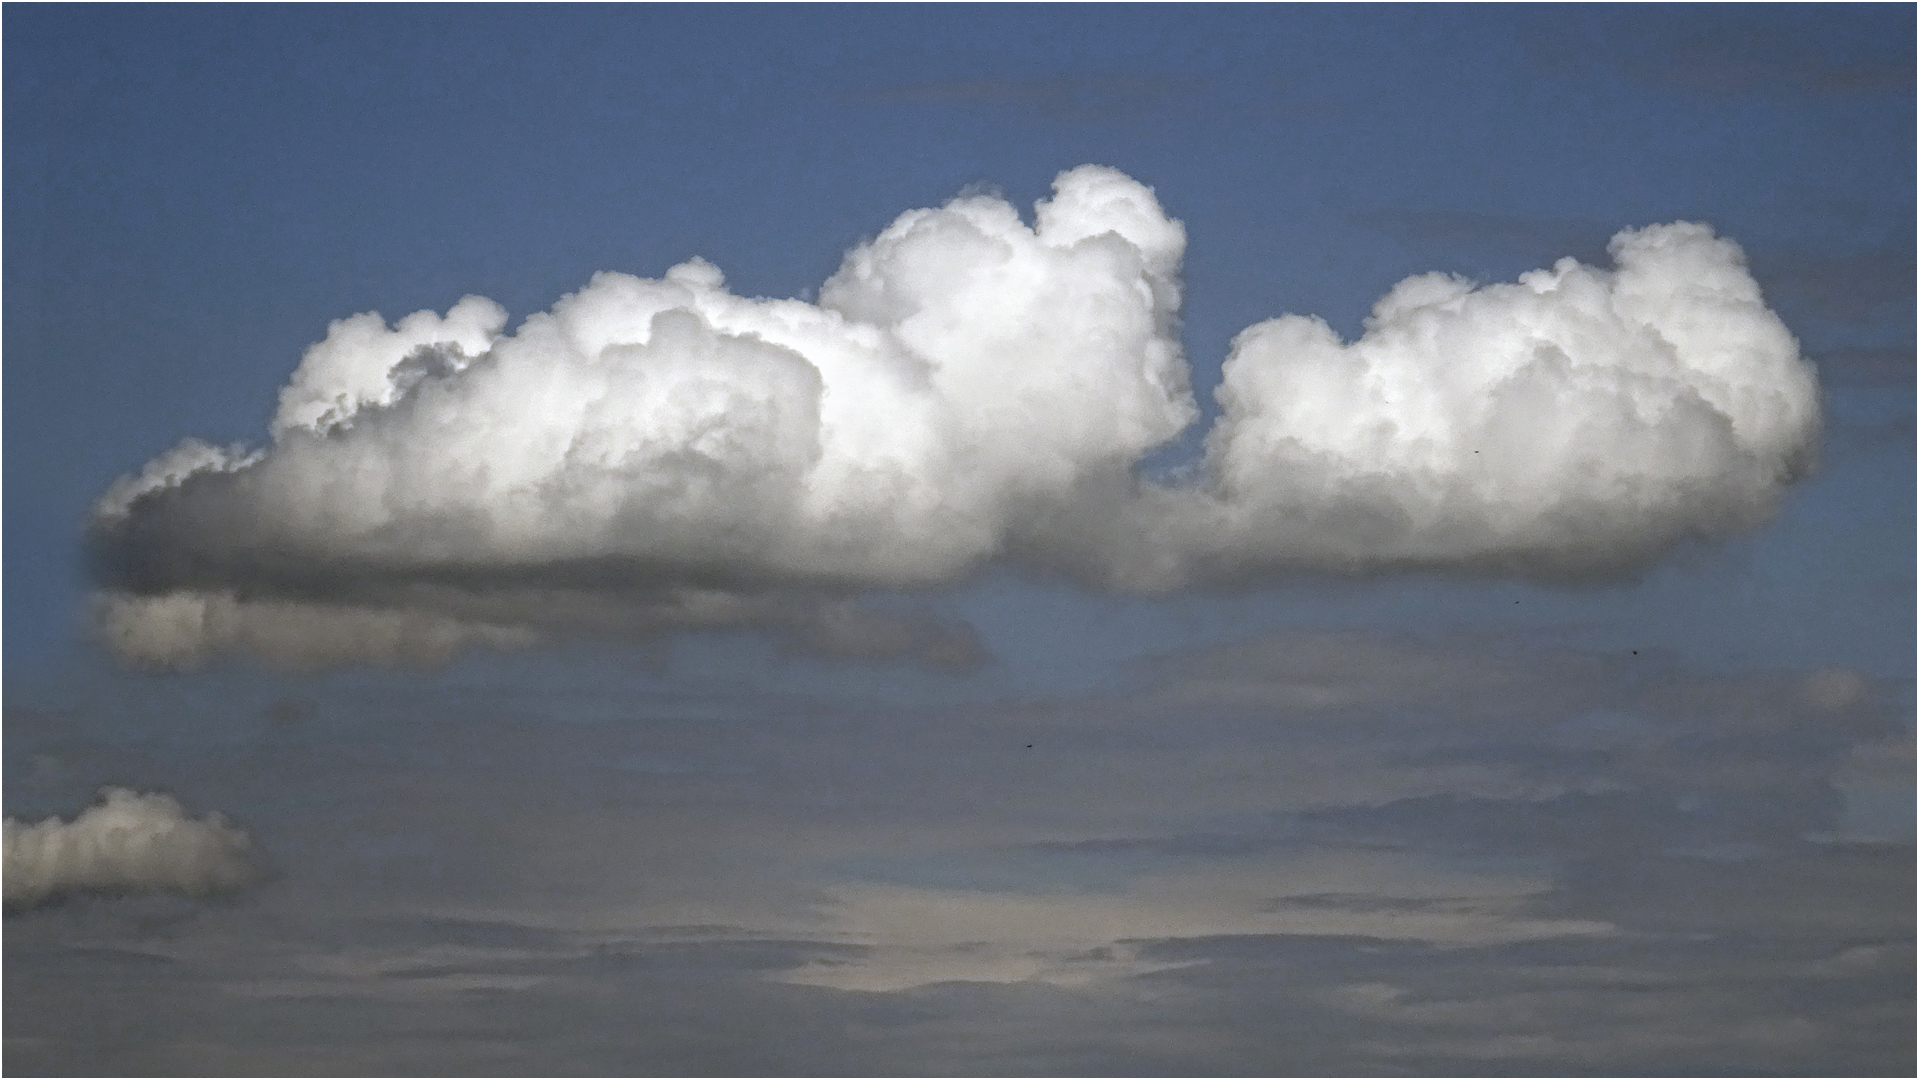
[4,788,261,909]
[89,166,1820,669]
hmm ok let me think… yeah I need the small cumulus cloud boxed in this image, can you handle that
[90,166,1821,669]
[4,788,263,910]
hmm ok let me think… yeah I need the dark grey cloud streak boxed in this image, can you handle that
[840,74,1200,121]
[88,166,1821,671]
[1523,7,1917,99]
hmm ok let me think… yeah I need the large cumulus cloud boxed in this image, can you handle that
[88,166,1820,668]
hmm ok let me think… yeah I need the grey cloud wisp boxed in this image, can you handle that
[88,166,1821,668]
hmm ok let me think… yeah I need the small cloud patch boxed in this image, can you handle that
[4,788,263,910]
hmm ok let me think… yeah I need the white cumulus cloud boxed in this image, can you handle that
[88,165,1820,669]
[4,788,262,909]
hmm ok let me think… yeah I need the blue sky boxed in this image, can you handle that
[5,6,1913,1075]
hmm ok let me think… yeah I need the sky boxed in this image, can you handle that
[4,5,1913,1076]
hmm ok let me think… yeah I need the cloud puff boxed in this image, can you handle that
[89,165,1820,667]
[4,788,262,909]
[1073,222,1820,587]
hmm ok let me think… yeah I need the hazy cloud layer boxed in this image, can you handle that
[91,166,1821,667]
[4,789,261,909]
[5,628,1908,1073]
